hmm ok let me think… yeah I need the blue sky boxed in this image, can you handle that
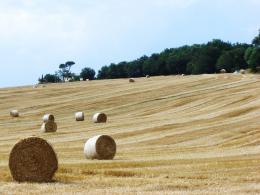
[0,0,259,87]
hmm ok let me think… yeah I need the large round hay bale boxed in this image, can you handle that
[43,114,55,123]
[41,121,57,133]
[129,78,135,83]
[145,75,150,78]
[220,69,226,73]
[75,112,84,121]
[92,113,107,123]
[84,135,116,160]
[10,110,19,117]
[9,137,58,182]
[240,69,246,74]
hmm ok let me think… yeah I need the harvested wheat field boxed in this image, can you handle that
[0,74,260,194]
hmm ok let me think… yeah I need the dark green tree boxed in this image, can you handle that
[217,48,247,72]
[187,46,220,74]
[216,51,234,72]
[245,40,260,72]
[97,66,110,79]
[143,54,161,76]
[58,61,75,80]
[80,67,96,80]
[40,74,61,83]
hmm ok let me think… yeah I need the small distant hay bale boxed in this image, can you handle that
[129,78,135,83]
[9,137,58,182]
[220,69,226,73]
[80,78,84,81]
[10,110,19,117]
[41,121,57,133]
[93,113,107,123]
[43,114,55,123]
[145,75,150,78]
[240,69,246,74]
[75,112,84,121]
[181,74,185,76]
[84,135,116,160]
[233,70,239,74]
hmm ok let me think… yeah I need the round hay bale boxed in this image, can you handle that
[240,69,246,74]
[129,78,135,83]
[9,137,58,182]
[75,112,84,121]
[84,135,116,160]
[10,110,19,117]
[145,75,150,78]
[43,114,55,123]
[41,121,57,133]
[220,69,226,73]
[92,113,107,123]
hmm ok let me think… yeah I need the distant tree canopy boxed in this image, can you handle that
[39,31,260,84]
[97,39,254,79]
[245,47,260,72]
[58,61,75,81]
[38,74,61,83]
[80,67,96,80]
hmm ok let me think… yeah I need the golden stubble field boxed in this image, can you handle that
[0,74,260,195]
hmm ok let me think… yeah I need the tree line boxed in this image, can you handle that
[39,62,96,83]
[39,31,260,83]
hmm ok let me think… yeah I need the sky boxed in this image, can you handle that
[0,0,259,87]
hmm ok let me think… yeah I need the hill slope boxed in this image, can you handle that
[0,74,260,194]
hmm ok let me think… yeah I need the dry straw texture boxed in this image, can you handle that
[9,137,58,183]
[10,110,19,117]
[75,112,84,121]
[1,74,260,194]
[92,113,107,123]
[84,135,116,160]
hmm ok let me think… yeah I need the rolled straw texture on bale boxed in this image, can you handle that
[41,121,57,133]
[10,110,19,117]
[240,69,246,74]
[43,114,55,123]
[75,112,84,121]
[220,69,226,73]
[9,137,58,182]
[92,113,107,123]
[129,78,135,82]
[84,135,116,160]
